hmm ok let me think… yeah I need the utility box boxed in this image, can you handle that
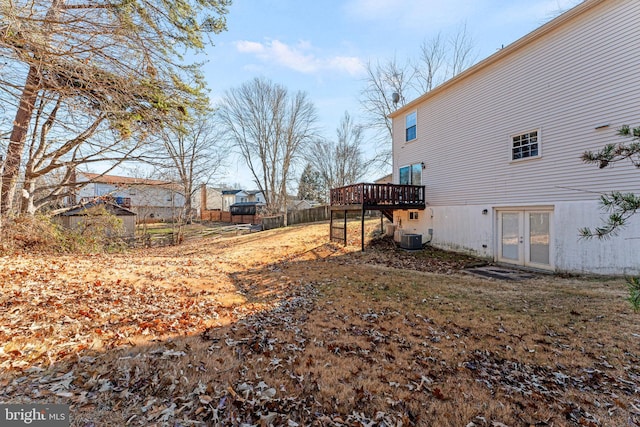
[400,233,422,250]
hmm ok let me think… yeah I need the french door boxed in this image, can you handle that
[497,209,553,269]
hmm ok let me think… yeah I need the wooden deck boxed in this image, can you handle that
[330,183,426,211]
[329,183,426,249]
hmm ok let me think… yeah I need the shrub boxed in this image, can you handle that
[69,205,127,253]
[626,277,640,312]
[0,215,66,254]
[0,207,126,254]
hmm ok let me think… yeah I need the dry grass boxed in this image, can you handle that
[0,219,638,426]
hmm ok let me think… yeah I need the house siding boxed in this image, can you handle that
[76,174,185,221]
[395,0,640,206]
[391,0,640,274]
[397,201,640,275]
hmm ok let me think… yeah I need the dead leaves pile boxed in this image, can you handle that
[355,235,484,274]
[1,221,639,426]
[464,349,640,425]
[0,255,222,372]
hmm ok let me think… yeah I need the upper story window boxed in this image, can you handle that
[405,111,417,142]
[511,130,540,161]
[399,163,422,185]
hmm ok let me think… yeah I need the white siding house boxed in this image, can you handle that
[222,190,247,212]
[246,190,266,204]
[193,185,223,216]
[221,189,266,211]
[389,0,640,275]
[76,173,185,221]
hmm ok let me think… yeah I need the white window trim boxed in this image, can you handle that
[509,128,542,163]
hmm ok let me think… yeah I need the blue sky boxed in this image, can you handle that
[200,0,581,187]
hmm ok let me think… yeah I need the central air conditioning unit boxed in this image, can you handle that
[400,233,422,250]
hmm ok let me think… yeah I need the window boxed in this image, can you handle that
[409,211,419,220]
[511,130,540,161]
[405,111,417,142]
[399,163,422,185]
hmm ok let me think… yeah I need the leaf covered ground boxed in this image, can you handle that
[1,219,639,426]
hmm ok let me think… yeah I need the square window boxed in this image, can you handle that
[409,211,419,220]
[511,130,540,161]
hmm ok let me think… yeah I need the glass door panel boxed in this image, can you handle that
[528,212,550,265]
[501,212,521,261]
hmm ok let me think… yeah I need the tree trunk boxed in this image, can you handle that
[183,191,193,224]
[20,178,37,215]
[1,66,41,215]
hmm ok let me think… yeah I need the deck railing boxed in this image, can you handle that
[80,196,132,208]
[330,183,425,207]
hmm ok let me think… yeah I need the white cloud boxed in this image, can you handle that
[233,39,365,76]
[235,40,266,54]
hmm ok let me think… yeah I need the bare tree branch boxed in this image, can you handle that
[217,77,318,222]
[0,0,230,215]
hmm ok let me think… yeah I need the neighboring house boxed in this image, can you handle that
[221,190,247,212]
[221,189,266,211]
[246,190,266,204]
[287,199,320,211]
[388,0,640,275]
[375,174,393,185]
[76,172,185,221]
[194,185,224,217]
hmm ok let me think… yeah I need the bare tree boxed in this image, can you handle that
[360,26,477,167]
[414,32,447,93]
[448,23,477,77]
[0,0,230,215]
[216,77,318,224]
[19,91,144,214]
[307,112,369,195]
[360,58,414,166]
[152,111,226,223]
[415,23,477,92]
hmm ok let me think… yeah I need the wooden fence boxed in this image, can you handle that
[201,209,262,224]
[289,205,330,225]
[262,206,331,230]
[201,209,231,222]
[202,205,331,230]
[262,215,285,230]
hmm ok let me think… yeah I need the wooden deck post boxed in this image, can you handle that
[329,209,333,242]
[361,204,365,251]
[343,210,347,246]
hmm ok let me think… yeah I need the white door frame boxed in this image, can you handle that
[496,207,554,270]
